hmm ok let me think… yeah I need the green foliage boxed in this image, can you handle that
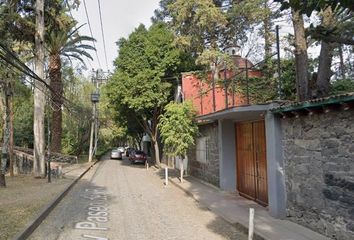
[111,23,180,112]
[237,76,277,104]
[99,85,130,147]
[108,23,182,134]
[275,0,353,17]
[159,101,198,158]
[237,59,297,103]
[61,67,94,155]
[107,22,188,164]
[168,0,227,51]
[0,0,77,45]
[156,0,281,94]
[13,79,34,148]
[331,79,354,94]
[280,59,297,101]
[47,24,95,64]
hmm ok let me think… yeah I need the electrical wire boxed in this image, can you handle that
[97,0,109,70]
[65,0,94,70]
[83,0,102,70]
[0,44,86,120]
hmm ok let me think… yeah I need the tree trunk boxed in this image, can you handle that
[33,0,46,178]
[0,85,10,187]
[316,42,334,97]
[49,54,63,153]
[9,86,14,177]
[263,0,273,79]
[180,157,184,183]
[338,45,346,80]
[316,7,336,98]
[152,138,160,166]
[291,9,310,101]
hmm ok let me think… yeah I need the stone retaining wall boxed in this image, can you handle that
[188,122,219,187]
[281,110,354,240]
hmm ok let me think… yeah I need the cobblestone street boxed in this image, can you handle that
[29,155,247,240]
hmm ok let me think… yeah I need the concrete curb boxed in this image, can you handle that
[168,177,266,240]
[13,160,100,240]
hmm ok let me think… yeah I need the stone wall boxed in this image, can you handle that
[188,122,219,186]
[282,110,354,240]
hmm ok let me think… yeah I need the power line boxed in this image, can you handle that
[82,0,102,70]
[65,0,94,71]
[0,43,84,119]
[97,0,109,70]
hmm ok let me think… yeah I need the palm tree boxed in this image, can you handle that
[47,25,95,153]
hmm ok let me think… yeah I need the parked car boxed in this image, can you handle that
[110,149,122,160]
[129,150,147,164]
[117,147,125,153]
[125,147,135,157]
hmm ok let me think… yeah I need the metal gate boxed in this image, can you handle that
[236,120,268,206]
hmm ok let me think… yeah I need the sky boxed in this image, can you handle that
[71,0,161,73]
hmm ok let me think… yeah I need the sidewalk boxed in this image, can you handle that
[164,170,329,240]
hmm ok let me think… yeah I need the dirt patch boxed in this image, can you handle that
[0,174,72,239]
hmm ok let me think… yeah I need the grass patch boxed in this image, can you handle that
[0,175,72,239]
[77,154,89,164]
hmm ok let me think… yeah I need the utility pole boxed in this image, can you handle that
[276,25,282,100]
[212,63,216,112]
[223,62,228,108]
[88,69,108,162]
[33,0,46,177]
[88,96,97,162]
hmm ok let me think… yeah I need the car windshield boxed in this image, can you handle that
[135,151,144,154]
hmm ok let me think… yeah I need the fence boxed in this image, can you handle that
[4,146,78,174]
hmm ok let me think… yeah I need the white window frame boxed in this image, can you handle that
[196,137,208,163]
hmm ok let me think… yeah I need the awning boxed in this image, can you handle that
[196,103,278,122]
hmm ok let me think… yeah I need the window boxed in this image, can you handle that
[196,137,208,163]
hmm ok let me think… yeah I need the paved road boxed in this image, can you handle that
[30,155,247,240]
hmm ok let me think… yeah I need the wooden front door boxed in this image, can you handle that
[236,120,268,206]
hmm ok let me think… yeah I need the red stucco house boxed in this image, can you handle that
[182,46,262,116]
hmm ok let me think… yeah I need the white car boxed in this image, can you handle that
[117,147,125,153]
[110,149,122,159]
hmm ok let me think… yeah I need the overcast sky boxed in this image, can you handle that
[72,0,160,73]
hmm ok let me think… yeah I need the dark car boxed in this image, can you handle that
[125,147,135,157]
[129,150,147,164]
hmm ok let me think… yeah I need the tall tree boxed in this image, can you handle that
[61,68,94,156]
[291,8,310,101]
[46,25,94,153]
[33,0,46,178]
[277,0,354,99]
[0,80,11,187]
[108,23,182,166]
[316,7,336,97]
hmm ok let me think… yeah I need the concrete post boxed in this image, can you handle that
[218,119,236,191]
[265,111,287,218]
